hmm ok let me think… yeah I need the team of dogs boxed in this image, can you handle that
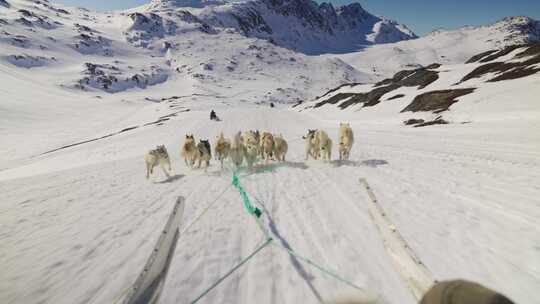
[145,123,354,179]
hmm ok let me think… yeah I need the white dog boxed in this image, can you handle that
[316,129,332,161]
[273,134,288,162]
[303,129,318,160]
[145,145,171,179]
[180,134,196,167]
[243,131,259,169]
[214,132,231,169]
[338,123,354,161]
[229,131,245,169]
[303,129,332,161]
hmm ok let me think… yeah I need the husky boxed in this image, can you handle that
[180,134,197,167]
[145,145,171,179]
[303,129,319,160]
[316,129,332,161]
[229,131,245,168]
[273,134,288,162]
[214,132,231,169]
[303,129,332,161]
[243,131,259,169]
[260,132,275,162]
[339,123,354,161]
[193,140,211,170]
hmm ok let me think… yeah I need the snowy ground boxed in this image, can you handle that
[1,101,539,304]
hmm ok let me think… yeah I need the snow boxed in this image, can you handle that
[1,1,539,304]
[329,17,540,79]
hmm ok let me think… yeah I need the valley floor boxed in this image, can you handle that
[1,106,539,304]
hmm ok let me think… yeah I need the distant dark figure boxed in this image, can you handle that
[210,110,219,121]
[270,102,275,108]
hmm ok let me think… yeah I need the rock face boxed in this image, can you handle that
[401,89,476,113]
[461,44,540,83]
[314,64,441,109]
[76,63,168,93]
[146,0,417,54]
[492,17,540,44]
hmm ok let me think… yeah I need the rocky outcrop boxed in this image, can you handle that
[314,64,440,109]
[401,88,476,113]
[461,44,540,83]
[76,63,168,93]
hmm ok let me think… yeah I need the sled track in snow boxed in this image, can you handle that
[359,178,435,300]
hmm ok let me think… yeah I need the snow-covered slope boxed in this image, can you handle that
[0,0,374,166]
[145,0,417,54]
[331,16,540,78]
[304,44,540,127]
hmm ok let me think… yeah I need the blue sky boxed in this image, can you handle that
[54,0,540,36]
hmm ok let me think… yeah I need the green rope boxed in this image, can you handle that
[271,243,366,293]
[186,163,365,304]
[232,173,262,218]
[190,238,273,304]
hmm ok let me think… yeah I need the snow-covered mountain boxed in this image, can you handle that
[332,16,540,78]
[303,44,540,127]
[145,0,417,54]
[0,0,376,105]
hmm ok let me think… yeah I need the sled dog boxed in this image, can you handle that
[303,129,332,161]
[145,145,171,179]
[273,134,288,162]
[260,132,275,161]
[180,134,197,167]
[243,131,259,169]
[214,132,231,169]
[316,129,332,161]
[193,140,211,170]
[338,123,354,161]
[229,131,245,168]
[303,129,318,160]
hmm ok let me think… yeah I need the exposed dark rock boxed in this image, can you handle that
[414,118,449,127]
[399,69,439,89]
[10,35,31,48]
[461,44,540,83]
[232,9,272,35]
[314,93,355,108]
[316,82,363,99]
[74,23,98,33]
[15,17,33,27]
[425,63,442,69]
[18,9,37,18]
[403,118,425,126]
[465,50,498,63]
[376,69,415,86]
[387,94,405,100]
[0,18,8,25]
[478,44,524,63]
[177,10,214,33]
[0,0,9,8]
[315,63,441,110]
[401,88,475,113]
[375,65,439,89]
